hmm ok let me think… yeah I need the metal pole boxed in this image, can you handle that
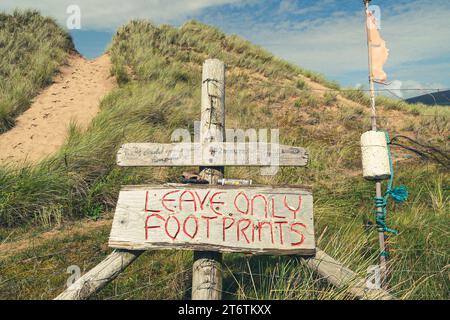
[364,0,387,285]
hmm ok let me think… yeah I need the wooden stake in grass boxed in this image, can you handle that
[55,249,142,300]
[54,57,393,301]
[192,59,226,300]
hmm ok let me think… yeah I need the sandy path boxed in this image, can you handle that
[0,54,116,165]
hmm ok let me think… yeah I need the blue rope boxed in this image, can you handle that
[372,131,408,254]
[383,131,408,205]
[375,197,398,235]
[387,185,408,203]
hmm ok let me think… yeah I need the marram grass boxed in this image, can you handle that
[0,17,448,300]
[0,9,73,133]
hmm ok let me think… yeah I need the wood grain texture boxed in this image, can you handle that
[201,59,225,144]
[54,250,142,300]
[303,249,394,300]
[53,247,393,301]
[116,143,309,167]
[192,246,222,300]
[109,184,315,256]
[192,59,225,300]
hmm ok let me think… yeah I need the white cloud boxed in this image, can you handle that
[385,80,404,98]
[0,0,242,30]
[257,3,448,68]
[2,0,449,89]
[358,78,447,99]
[389,80,447,99]
[243,0,450,87]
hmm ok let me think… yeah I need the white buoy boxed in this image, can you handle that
[361,131,391,180]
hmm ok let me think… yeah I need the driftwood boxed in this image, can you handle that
[108,184,315,256]
[54,58,392,301]
[116,143,309,167]
[54,247,393,300]
[303,249,394,300]
[55,249,142,300]
[191,59,226,300]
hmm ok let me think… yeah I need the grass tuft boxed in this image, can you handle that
[0,18,448,300]
[0,9,73,133]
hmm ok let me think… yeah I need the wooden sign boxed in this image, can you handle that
[109,184,315,256]
[116,143,309,167]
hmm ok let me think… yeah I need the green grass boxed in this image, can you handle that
[0,18,448,300]
[1,168,447,300]
[0,9,73,133]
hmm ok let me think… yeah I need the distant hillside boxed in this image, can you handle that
[0,10,74,133]
[406,90,450,106]
[0,19,448,300]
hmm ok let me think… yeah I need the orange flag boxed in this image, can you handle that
[366,10,389,84]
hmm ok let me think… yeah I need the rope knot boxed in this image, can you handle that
[387,185,408,203]
[370,131,408,239]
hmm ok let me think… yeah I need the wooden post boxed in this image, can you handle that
[192,59,226,300]
[54,57,395,301]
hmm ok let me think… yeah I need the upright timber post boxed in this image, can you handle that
[55,57,394,301]
[191,59,225,300]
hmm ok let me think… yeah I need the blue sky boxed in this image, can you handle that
[2,0,449,98]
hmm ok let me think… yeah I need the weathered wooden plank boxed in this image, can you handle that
[54,249,143,300]
[116,143,309,167]
[109,184,315,256]
[303,249,394,300]
[53,247,394,301]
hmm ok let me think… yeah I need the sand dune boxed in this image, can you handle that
[0,53,116,165]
